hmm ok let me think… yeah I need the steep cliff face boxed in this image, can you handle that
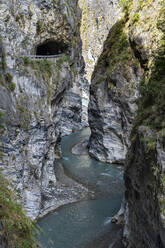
[124,127,165,247]
[88,0,165,246]
[124,1,165,246]
[0,221,7,248]
[0,0,87,219]
[88,0,164,165]
[79,0,122,82]
[0,171,36,247]
[88,13,142,164]
[78,0,122,128]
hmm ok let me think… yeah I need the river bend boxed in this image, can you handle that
[37,128,124,248]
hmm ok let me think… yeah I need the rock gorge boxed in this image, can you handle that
[0,0,165,248]
[88,0,165,247]
[0,0,88,220]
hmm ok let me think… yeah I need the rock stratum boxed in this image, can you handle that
[79,0,122,82]
[0,0,165,247]
[0,0,88,221]
[88,0,165,247]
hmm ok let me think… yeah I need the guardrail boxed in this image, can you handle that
[19,54,65,59]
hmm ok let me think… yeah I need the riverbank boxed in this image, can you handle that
[37,129,124,248]
[38,160,93,218]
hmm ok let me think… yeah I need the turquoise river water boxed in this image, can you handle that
[37,128,124,248]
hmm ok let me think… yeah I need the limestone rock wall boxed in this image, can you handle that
[88,0,165,246]
[88,16,142,164]
[78,0,122,82]
[0,221,8,248]
[0,0,86,219]
[124,127,165,248]
[123,1,165,246]
[88,0,163,164]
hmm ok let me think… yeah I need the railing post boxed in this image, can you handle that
[19,54,65,60]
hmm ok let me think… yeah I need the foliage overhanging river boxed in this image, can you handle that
[37,128,124,248]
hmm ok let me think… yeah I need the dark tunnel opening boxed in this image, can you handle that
[36,40,68,56]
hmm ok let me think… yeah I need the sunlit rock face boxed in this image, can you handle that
[79,0,122,82]
[79,0,137,165]
[0,0,86,219]
[88,0,163,165]
[88,18,143,164]
[78,0,122,128]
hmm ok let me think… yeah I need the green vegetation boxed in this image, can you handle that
[16,104,31,130]
[0,72,16,91]
[127,1,165,222]
[162,176,165,193]
[160,175,165,221]
[17,104,25,114]
[95,20,132,78]
[0,111,4,120]
[5,73,16,92]
[119,0,133,18]
[8,82,16,92]
[0,50,6,71]
[56,55,70,68]
[137,0,155,11]
[23,57,53,80]
[22,56,63,104]
[0,170,37,248]
[139,135,157,152]
[23,56,30,65]
[48,82,53,104]
[36,20,43,34]
[0,73,5,86]
[55,55,70,80]
[161,198,165,219]
[133,4,165,132]
[80,0,88,50]
[53,0,59,5]
[0,36,6,69]
[15,13,24,24]
[1,51,6,70]
[5,72,13,83]
[0,110,4,129]
[131,13,140,24]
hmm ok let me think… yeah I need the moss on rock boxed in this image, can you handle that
[0,171,37,248]
[133,2,165,132]
[128,0,165,228]
[23,57,53,80]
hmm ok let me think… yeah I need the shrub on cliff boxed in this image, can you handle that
[0,170,38,248]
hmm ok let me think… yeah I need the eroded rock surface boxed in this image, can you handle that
[88,19,142,164]
[79,0,122,81]
[0,221,8,248]
[88,0,165,246]
[0,0,86,219]
[124,127,165,248]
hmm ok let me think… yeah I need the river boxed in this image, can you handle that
[37,128,124,248]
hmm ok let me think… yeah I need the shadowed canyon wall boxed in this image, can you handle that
[88,0,165,247]
[0,0,165,247]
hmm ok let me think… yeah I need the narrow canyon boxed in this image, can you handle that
[0,0,165,248]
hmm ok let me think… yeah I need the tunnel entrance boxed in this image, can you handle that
[36,40,68,56]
